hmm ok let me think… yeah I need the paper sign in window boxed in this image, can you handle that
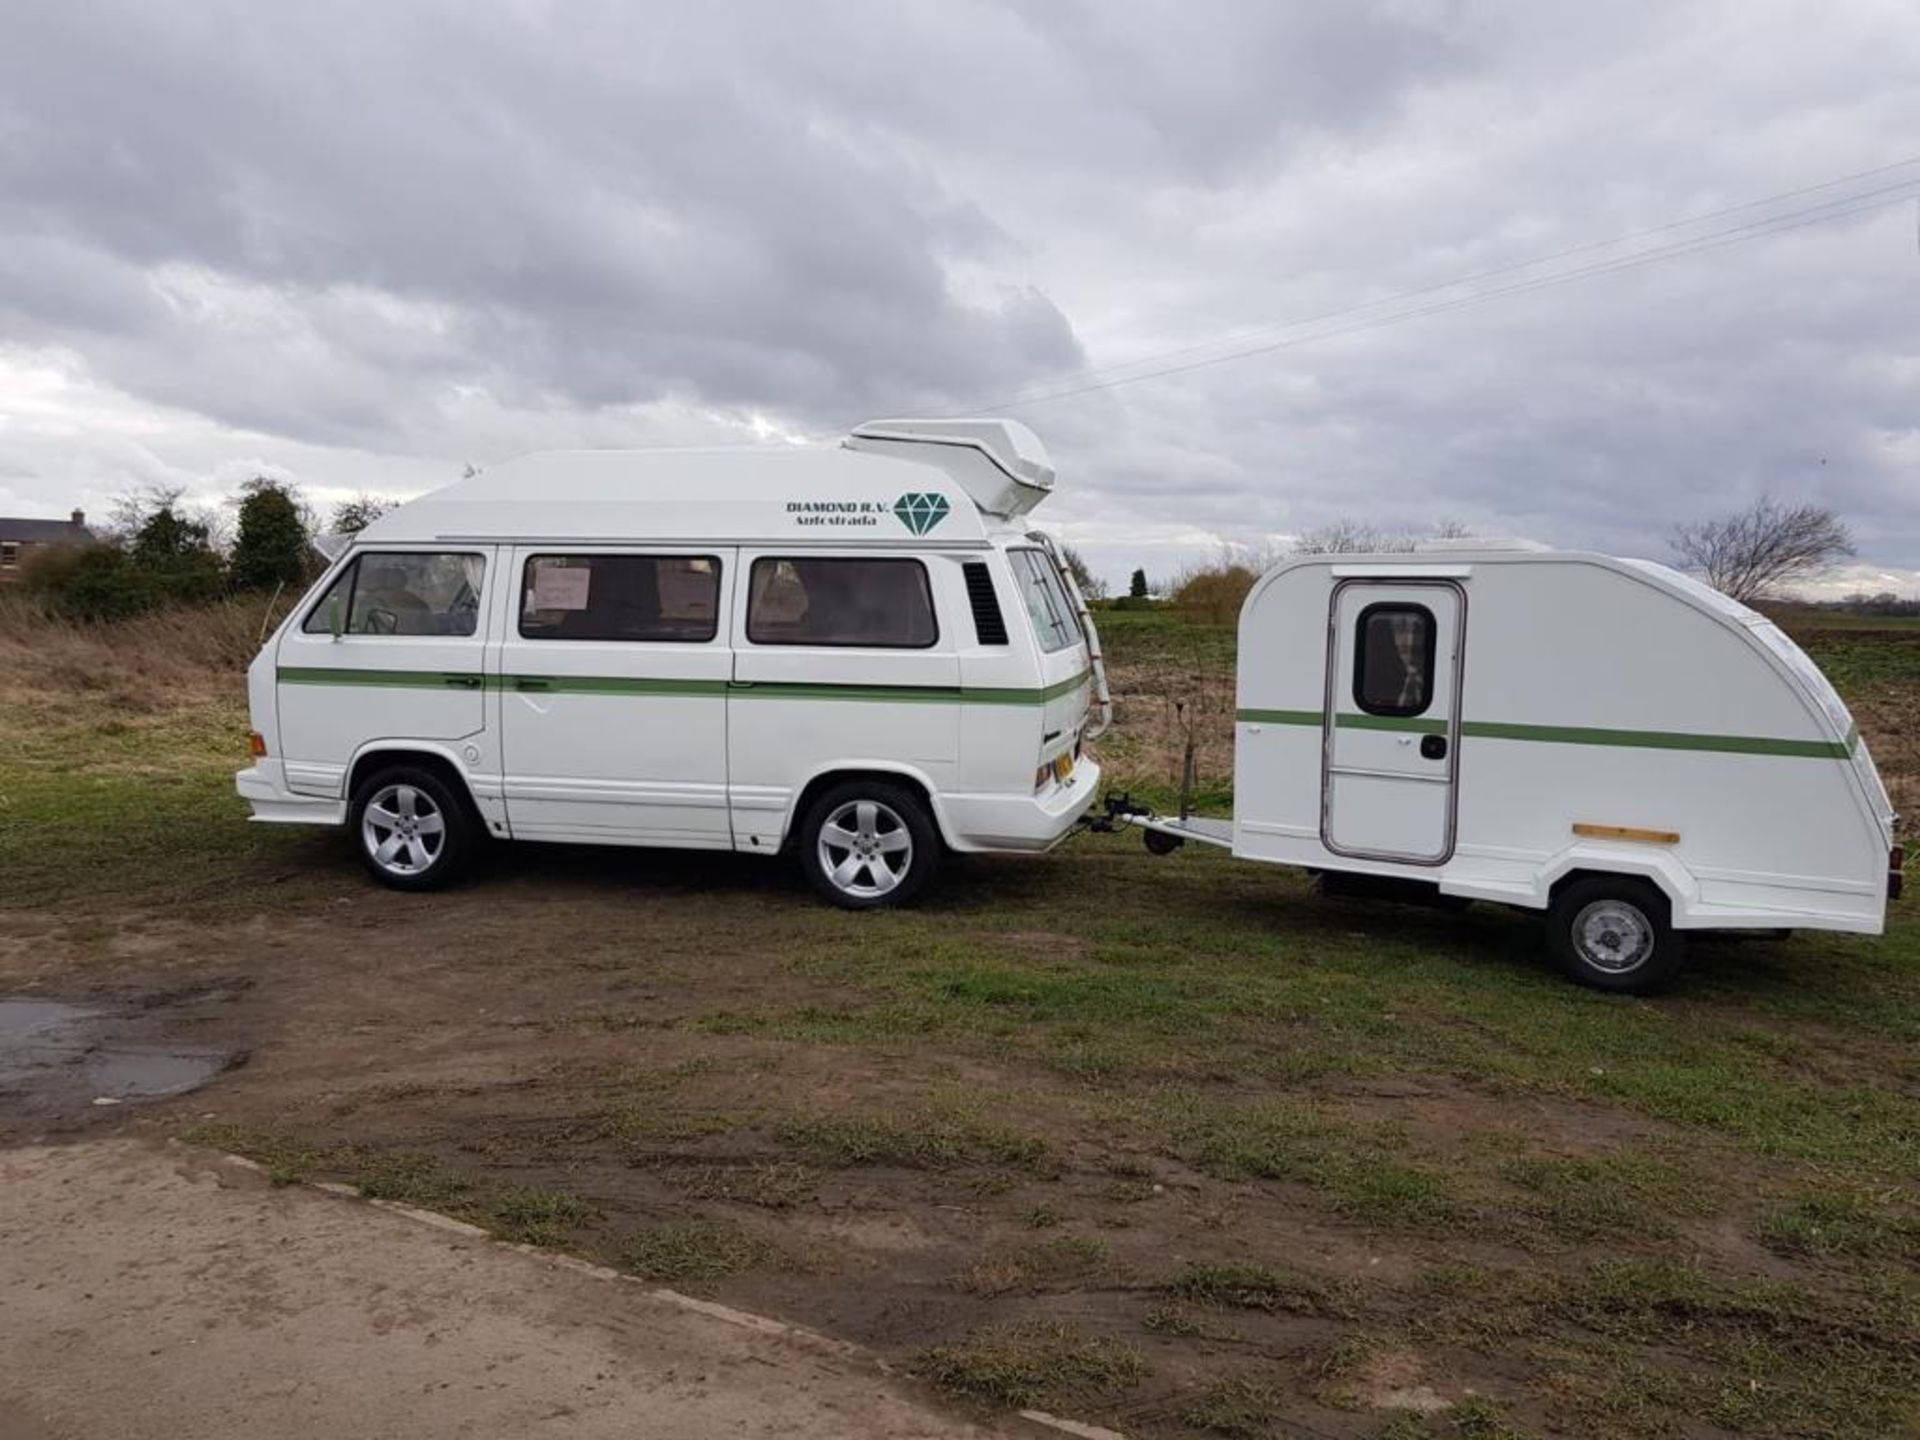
[532,564,591,611]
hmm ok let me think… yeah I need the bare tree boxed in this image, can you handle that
[1289,520,1417,555]
[1059,543,1108,600]
[1670,497,1855,603]
[329,494,395,535]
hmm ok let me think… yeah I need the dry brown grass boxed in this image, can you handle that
[0,592,286,702]
[1168,560,1260,624]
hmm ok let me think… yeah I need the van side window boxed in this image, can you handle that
[301,566,355,634]
[1353,603,1435,716]
[1008,549,1079,654]
[520,555,720,641]
[300,553,485,636]
[746,558,936,648]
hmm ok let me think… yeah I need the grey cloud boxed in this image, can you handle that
[0,2,1091,434]
[0,0,1915,583]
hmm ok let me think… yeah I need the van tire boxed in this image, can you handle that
[1547,876,1683,994]
[349,765,477,892]
[799,779,937,909]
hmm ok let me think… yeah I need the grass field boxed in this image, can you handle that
[1,598,1916,1439]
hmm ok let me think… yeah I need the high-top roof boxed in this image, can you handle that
[355,420,1053,549]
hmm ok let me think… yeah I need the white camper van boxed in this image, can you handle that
[236,419,1108,906]
[1126,544,1903,992]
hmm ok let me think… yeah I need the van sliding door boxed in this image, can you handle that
[495,546,735,847]
[1320,580,1464,864]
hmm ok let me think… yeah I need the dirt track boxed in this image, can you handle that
[0,1138,1005,1440]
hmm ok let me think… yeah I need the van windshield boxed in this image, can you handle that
[1008,549,1081,654]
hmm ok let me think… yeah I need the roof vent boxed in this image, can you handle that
[844,418,1054,519]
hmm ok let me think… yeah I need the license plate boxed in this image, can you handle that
[1053,753,1075,782]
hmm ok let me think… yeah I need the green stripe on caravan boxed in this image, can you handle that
[1234,707,1855,759]
[276,668,1092,705]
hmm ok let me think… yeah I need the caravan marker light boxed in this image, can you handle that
[248,730,267,758]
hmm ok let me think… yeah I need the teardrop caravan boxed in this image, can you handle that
[1123,546,1902,992]
[236,419,1111,906]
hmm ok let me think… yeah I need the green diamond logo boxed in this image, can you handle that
[892,492,950,536]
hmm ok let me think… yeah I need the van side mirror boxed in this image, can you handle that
[328,593,343,640]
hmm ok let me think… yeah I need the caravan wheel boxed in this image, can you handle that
[1547,876,1683,994]
[800,780,937,910]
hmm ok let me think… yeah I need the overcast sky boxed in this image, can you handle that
[1,0,1916,593]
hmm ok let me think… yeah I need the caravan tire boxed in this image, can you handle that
[350,765,477,892]
[800,780,938,910]
[1547,876,1683,995]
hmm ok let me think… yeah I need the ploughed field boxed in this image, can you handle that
[1,600,1916,1440]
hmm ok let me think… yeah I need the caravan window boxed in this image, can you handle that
[1008,549,1080,654]
[519,555,719,641]
[1353,603,1435,716]
[300,552,485,636]
[747,557,937,648]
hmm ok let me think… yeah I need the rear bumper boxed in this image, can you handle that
[939,758,1103,853]
[236,763,347,826]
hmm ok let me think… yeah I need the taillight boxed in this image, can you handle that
[1035,764,1051,792]
[248,730,267,758]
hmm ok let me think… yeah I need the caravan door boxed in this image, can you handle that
[1321,580,1464,864]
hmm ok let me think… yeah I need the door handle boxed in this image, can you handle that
[443,674,484,690]
[512,676,551,692]
[1420,734,1448,760]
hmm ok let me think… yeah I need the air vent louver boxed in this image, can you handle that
[963,562,1009,645]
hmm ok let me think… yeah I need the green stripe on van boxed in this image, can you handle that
[1235,707,1854,758]
[510,676,729,698]
[276,668,1092,706]
[279,667,482,690]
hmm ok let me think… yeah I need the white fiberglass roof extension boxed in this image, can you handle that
[356,419,1054,550]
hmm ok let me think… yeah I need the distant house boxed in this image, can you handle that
[0,510,94,584]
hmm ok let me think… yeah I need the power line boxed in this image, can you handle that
[984,181,1920,410]
[950,155,1920,414]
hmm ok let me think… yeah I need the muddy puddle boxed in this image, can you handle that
[0,993,244,1126]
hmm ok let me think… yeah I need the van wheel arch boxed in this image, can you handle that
[346,749,486,829]
[784,768,949,854]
